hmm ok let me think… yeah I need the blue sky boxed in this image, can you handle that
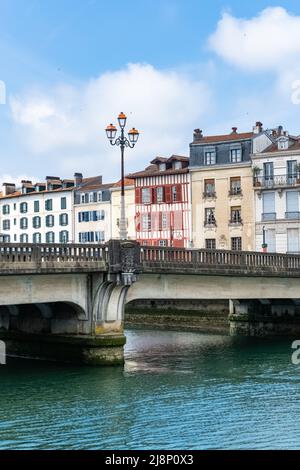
[1,0,300,182]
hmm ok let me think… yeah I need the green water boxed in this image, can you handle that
[0,329,299,449]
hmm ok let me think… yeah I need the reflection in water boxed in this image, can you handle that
[0,329,299,449]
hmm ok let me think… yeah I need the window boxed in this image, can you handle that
[286,191,299,219]
[230,148,241,163]
[46,214,54,227]
[33,233,41,243]
[205,151,216,165]
[34,200,39,212]
[262,192,276,220]
[14,234,17,242]
[14,218,16,225]
[230,177,241,195]
[266,229,276,253]
[45,199,53,211]
[161,213,168,229]
[79,231,105,243]
[142,188,151,204]
[59,213,68,226]
[32,216,41,229]
[159,163,166,171]
[3,235,10,243]
[2,220,10,230]
[20,202,28,213]
[159,240,167,246]
[230,206,242,224]
[287,160,297,184]
[61,197,67,210]
[142,214,151,231]
[204,179,215,197]
[231,237,242,251]
[98,191,103,202]
[20,217,28,229]
[46,231,55,243]
[205,239,216,249]
[81,194,85,204]
[59,230,69,243]
[287,228,300,254]
[14,203,16,210]
[172,186,177,202]
[205,208,216,225]
[89,193,93,203]
[2,205,9,215]
[156,187,164,203]
[20,234,28,243]
[264,162,274,182]
[173,161,182,170]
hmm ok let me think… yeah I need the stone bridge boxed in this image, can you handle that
[1,241,300,365]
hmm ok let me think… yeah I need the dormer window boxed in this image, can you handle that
[277,137,289,150]
[159,163,166,171]
[204,147,216,165]
[173,161,182,170]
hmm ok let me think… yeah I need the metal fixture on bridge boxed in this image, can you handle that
[262,225,268,253]
[105,113,139,240]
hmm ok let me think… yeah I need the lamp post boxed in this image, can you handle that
[262,225,268,252]
[106,113,139,240]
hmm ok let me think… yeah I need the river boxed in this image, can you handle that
[0,328,299,449]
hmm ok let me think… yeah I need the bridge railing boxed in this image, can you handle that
[0,243,108,264]
[140,246,300,272]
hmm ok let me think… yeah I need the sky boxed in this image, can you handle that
[1,0,300,184]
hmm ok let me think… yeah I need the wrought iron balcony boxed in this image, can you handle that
[228,188,242,196]
[285,211,300,220]
[262,212,276,221]
[229,218,243,225]
[204,218,217,227]
[254,175,300,189]
[203,191,216,198]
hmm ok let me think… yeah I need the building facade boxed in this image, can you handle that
[0,176,76,244]
[74,177,112,243]
[110,178,136,240]
[189,126,255,251]
[130,155,191,247]
[252,125,300,253]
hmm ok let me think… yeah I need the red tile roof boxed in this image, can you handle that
[262,140,300,153]
[113,178,135,188]
[192,132,253,144]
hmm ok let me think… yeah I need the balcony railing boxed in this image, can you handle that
[228,188,242,196]
[254,175,300,189]
[285,211,300,220]
[262,212,276,221]
[229,218,243,225]
[204,219,217,227]
[203,191,216,198]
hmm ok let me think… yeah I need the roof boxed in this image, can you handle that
[0,186,74,200]
[150,155,189,164]
[76,182,113,192]
[129,167,189,179]
[262,140,300,153]
[192,132,253,145]
[113,178,135,188]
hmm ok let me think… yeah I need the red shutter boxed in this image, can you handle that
[165,186,171,203]
[176,185,182,202]
[152,187,156,204]
[135,187,141,204]
[135,213,141,232]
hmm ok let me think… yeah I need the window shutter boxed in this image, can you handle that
[174,211,183,230]
[263,192,275,213]
[176,185,182,202]
[135,188,141,204]
[287,228,299,253]
[287,191,299,212]
[165,186,172,203]
[152,188,156,204]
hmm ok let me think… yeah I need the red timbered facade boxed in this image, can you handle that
[130,155,191,248]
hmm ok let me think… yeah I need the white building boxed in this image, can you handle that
[74,178,112,243]
[0,173,95,244]
[252,124,300,253]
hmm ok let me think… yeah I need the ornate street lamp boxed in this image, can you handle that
[105,112,139,240]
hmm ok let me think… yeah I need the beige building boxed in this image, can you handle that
[189,127,256,251]
[110,178,136,240]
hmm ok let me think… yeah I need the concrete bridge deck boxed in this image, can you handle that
[0,241,300,364]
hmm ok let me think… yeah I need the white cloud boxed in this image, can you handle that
[10,63,211,181]
[209,7,300,71]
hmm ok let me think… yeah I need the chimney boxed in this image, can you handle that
[253,121,263,134]
[278,125,283,136]
[193,129,203,142]
[74,172,83,187]
[2,183,16,196]
[231,127,238,134]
